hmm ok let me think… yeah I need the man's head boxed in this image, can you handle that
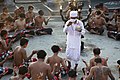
[20,38,29,47]
[37,50,47,59]
[0,30,8,38]
[99,3,104,8]
[19,5,24,10]
[38,10,44,16]
[19,66,28,76]
[94,57,102,64]
[51,45,61,53]
[68,69,77,79]
[117,60,120,65]
[93,48,100,56]
[19,13,25,20]
[2,7,8,14]
[28,5,34,12]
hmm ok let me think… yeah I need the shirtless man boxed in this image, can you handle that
[83,48,107,71]
[28,50,53,80]
[34,10,53,35]
[90,48,107,69]
[34,10,50,29]
[4,17,14,32]
[88,10,106,35]
[14,13,26,31]
[0,7,11,22]
[85,58,115,80]
[0,30,12,53]
[14,5,25,20]
[46,45,67,74]
[98,3,109,15]
[26,5,35,23]
[13,38,36,67]
[107,14,120,40]
[10,66,28,80]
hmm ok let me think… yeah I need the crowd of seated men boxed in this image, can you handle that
[0,0,119,80]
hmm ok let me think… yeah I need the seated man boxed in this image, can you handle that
[0,30,13,60]
[13,38,36,67]
[85,58,115,80]
[28,50,53,80]
[14,5,25,20]
[25,5,35,23]
[3,17,15,32]
[0,7,12,22]
[34,10,53,35]
[10,66,28,80]
[25,5,35,29]
[46,45,67,78]
[14,13,26,31]
[83,48,108,71]
[86,10,106,35]
[107,15,120,40]
[13,13,35,42]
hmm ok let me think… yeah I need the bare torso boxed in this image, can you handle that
[47,55,63,73]
[14,19,26,31]
[92,66,110,80]
[93,16,105,28]
[13,46,27,67]
[26,12,35,22]
[29,61,52,80]
[0,13,10,22]
[34,16,45,29]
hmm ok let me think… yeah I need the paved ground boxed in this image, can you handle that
[0,0,120,80]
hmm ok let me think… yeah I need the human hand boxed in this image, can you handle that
[67,22,72,26]
[32,50,38,55]
[82,59,86,63]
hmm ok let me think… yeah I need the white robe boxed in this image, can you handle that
[63,19,85,68]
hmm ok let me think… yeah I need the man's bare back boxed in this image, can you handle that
[13,46,27,67]
[91,66,112,80]
[47,55,64,73]
[29,60,52,80]
[86,58,115,80]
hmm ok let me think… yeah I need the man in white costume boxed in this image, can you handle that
[63,11,85,70]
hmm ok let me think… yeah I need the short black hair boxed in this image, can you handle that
[2,7,8,11]
[38,10,44,16]
[51,45,60,53]
[93,48,100,55]
[20,38,29,46]
[117,60,120,65]
[28,5,34,10]
[99,3,104,7]
[0,30,7,37]
[94,57,102,63]
[95,4,100,9]
[19,66,28,75]
[96,10,101,15]
[68,69,77,78]
[19,13,25,18]
[37,50,47,59]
